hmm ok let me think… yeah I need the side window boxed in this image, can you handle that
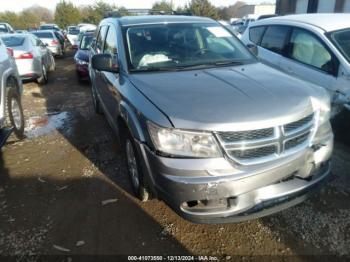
[288,28,335,74]
[249,26,267,45]
[103,26,118,55]
[261,25,290,54]
[96,26,108,53]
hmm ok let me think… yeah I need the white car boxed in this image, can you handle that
[241,14,350,116]
[0,37,24,146]
[67,26,80,47]
[0,34,55,85]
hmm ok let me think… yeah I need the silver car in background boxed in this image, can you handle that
[241,14,350,116]
[0,34,55,84]
[0,37,24,147]
[32,30,65,57]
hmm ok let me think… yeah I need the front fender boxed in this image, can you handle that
[119,101,146,142]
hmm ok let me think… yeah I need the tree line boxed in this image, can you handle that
[0,0,249,30]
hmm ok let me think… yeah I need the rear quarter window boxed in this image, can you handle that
[261,25,290,54]
[249,26,267,45]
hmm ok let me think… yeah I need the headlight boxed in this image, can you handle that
[147,122,221,158]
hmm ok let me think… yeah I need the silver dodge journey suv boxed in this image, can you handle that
[89,15,333,223]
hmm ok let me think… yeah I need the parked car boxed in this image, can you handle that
[74,32,94,81]
[89,15,333,223]
[0,37,24,147]
[0,34,55,84]
[0,23,14,34]
[67,26,80,46]
[241,13,350,116]
[32,30,65,56]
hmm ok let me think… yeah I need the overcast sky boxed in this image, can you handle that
[0,0,275,12]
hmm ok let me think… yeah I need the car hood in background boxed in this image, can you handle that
[129,63,326,131]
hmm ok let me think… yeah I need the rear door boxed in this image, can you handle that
[257,25,291,69]
[279,27,338,99]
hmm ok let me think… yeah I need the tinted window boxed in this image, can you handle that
[104,27,117,55]
[96,26,108,53]
[1,36,25,47]
[289,28,335,74]
[32,32,54,39]
[261,26,290,54]
[249,26,266,45]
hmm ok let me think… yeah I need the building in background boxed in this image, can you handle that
[276,0,350,15]
[237,4,276,18]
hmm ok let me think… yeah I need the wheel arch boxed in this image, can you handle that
[118,101,146,143]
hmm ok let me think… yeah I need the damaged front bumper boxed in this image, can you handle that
[137,131,333,224]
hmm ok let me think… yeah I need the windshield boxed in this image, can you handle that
[329,28,350,63]
[80,35,93,50]
[0,36,25,47]
[40,25,59,31]
[124,23,255,72]
[32,32,53,39]
[69,28,80,35]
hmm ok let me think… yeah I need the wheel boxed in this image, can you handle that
[7,81,24,139]
[37,64,48,85]
[91,83,103,114]
[124,133,150,202]
[49,56,56,72]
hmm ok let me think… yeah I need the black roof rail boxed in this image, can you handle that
[104,9,192,18]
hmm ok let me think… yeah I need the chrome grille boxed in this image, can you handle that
[218,128,274,143]
[229,145,277,160]
[217,113,315,165]
[284,114,314,134]
[285,132,310,151]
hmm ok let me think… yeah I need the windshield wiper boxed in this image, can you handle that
[175,60,245,70]
[130,67,182,72]
[130,60,246,73]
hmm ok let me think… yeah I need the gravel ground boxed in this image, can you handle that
[0,51,349,260]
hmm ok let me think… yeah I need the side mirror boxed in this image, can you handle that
[247,43,258,56]
[92,53,119,73]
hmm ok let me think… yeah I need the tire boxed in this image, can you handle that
[49,56,56,72]
[7,82,25,139]
[91,83,103,115]
[37,64,48,85]
[124,131,150,202]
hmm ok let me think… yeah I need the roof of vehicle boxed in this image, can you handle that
[257,13,350,32]
[114,15,215,26]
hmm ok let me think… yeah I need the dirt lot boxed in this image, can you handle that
[0,51,349,260]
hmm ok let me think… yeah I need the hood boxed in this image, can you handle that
[129,63,327,131]
[75,49,90,61]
